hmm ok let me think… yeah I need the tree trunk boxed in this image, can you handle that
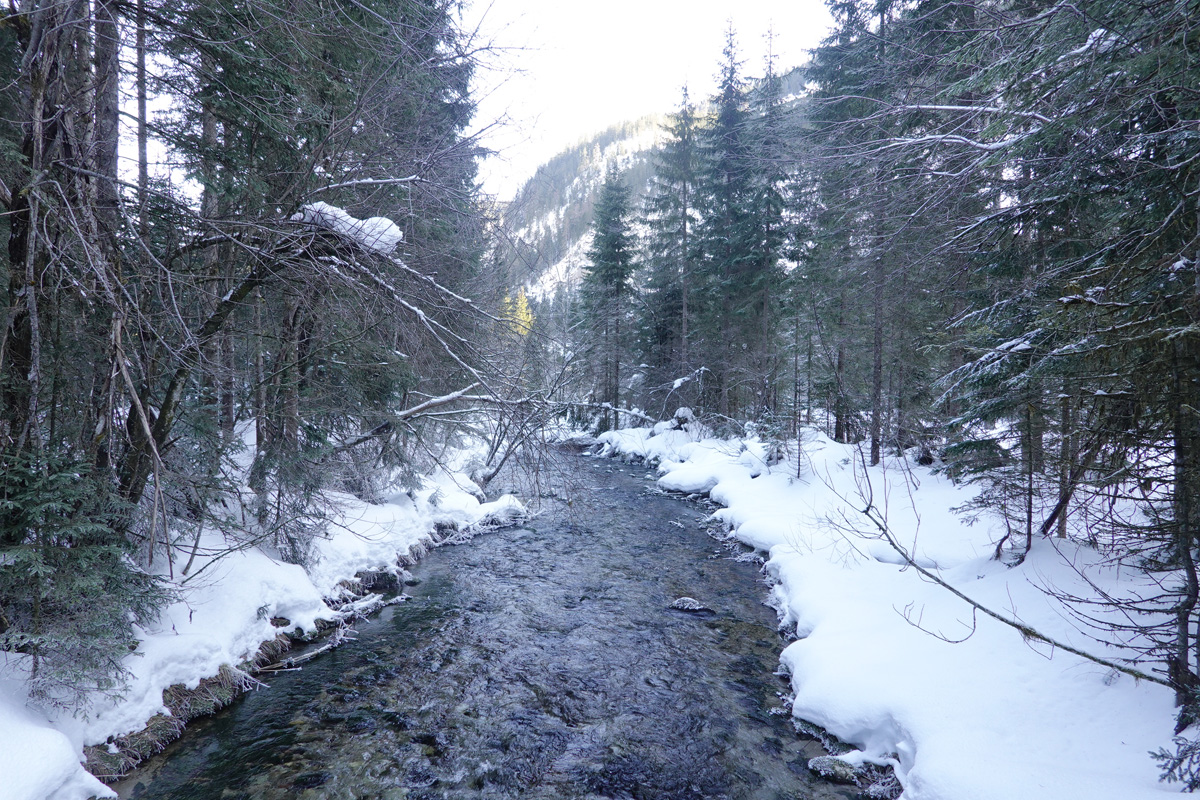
[118,266,269,509]
[254,288,268,455]
[281,292,302,451]
[1172,338,1200,709]
[869,255,884,465]
[1057,387,1072,539]
[94,0,121,226]
[680,186,690,370]
[833,343,846,443]
[136,0,149,235]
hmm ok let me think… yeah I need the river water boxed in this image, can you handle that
[115,456,857,800]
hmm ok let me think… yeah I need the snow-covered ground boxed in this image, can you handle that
[597,420,1178,800]
[0,464,523,800]
[5,412,1182,800]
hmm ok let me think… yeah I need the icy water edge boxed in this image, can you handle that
[114,456,859,800]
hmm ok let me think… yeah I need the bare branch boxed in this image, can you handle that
[855,500,1170,687]
[305,175,424,197]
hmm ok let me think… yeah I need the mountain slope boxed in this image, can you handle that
[497,67,809,303]
[497,115,664,299]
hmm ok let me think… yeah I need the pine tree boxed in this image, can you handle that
[692,27,765,419]
[580,166,637,431]
[639,88,701,414]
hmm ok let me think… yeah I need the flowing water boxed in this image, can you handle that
[115,456,857,800]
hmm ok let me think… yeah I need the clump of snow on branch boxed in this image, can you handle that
[291,201,403,255]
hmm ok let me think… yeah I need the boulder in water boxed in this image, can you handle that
[670,596,713,613]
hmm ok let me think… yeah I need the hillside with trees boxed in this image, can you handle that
[494,116,664,295]
[549,3,1200,775]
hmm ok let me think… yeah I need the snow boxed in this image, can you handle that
[597,423,1177,800]
[63,543,330,747]
[0,688,114,800]
[526,230,592,301]
[2,410,1180,799]
[0,435,523,800]
[291,201,403,255]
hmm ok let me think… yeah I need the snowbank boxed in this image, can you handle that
[0,688,114,800]
[1,464,523,800]
[598,424,1177,800]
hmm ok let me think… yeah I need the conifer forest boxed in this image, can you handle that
[5,1,1200,797]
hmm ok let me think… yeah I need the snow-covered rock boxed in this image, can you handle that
[669,596,713,613]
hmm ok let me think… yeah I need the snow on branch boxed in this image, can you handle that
[883,132,1034,153]
[306,175,423,196]
[395,383,482,421]
[328,384,483,455]
[291,201,403,255]
[896,104,1053,125]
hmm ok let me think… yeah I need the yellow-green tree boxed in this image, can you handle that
[502,288,535,336]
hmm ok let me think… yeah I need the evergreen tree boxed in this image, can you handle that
[580,166,637,431]
[804,0,1200,732]
[743,42,790,424]
[692,27,772,419]
[0,0,497,704]
[639,88,701,414]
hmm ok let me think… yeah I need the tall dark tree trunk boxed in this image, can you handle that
[136,0,149,235]
[869,255,884,465]
[1057,387,1073,539]
[833,343,846,443]
[1172,339,1200,709]
[680,186,690,370]
[94,0,120,224]
[868,8,888,467]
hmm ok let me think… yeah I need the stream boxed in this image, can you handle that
[114,455,857,800]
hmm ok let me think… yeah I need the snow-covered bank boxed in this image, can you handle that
[598,422,1177,800]
[0,468,523,800]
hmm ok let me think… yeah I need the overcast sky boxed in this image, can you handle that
[462,1,834,199]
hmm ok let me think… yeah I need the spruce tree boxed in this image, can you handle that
[580,166,637,431]
[744,44,790,424]
[639,89,701,414]
[692,28,763,419]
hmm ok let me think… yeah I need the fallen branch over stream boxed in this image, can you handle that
[254,594,407,673]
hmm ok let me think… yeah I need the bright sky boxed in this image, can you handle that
[462,1,834,200]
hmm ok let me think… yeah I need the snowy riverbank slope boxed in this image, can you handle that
[0,468,523,800]
[599,423,1177,800]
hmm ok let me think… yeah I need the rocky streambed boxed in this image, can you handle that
[113,456,863,799]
